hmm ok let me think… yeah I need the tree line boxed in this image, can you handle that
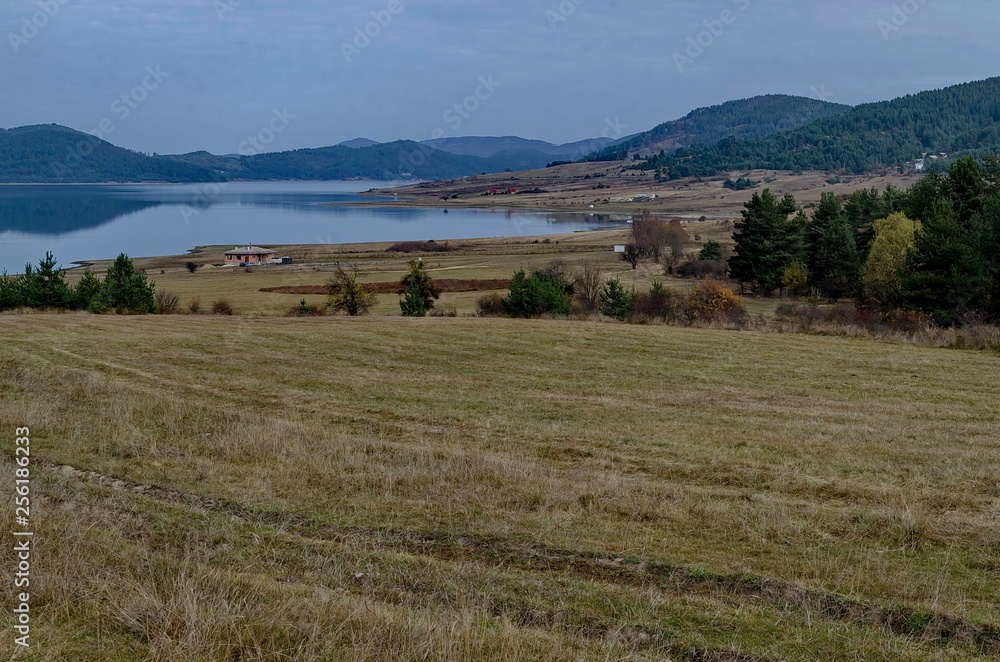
[728,155,1000,325]
[0,253,156,314]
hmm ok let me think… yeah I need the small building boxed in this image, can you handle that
[225,245,275,266]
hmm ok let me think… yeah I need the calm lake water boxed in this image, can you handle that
[0,181,625,274]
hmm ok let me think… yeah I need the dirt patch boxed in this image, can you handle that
[261,278,511,296]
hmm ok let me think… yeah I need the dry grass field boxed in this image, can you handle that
[358,163,922,218]
[1,313,998,660]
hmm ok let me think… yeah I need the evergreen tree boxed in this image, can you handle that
[0,272,20,311]
[600,278,636,320]
[812,211,861,300]
[399,259,440,316]
[73,269,104,311]
[902,199,982,325]
[99,253,157,314]
[18,252,72,309]
[728,190,799,294]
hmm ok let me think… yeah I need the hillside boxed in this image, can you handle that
[422,135,624,160]
[641,77,1000,178]
[586,95,851,161]
[0,125,219,183]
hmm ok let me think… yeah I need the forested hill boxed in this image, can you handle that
[586,95,851,161]
[234,141,500,181]
[639,77,1000,179]
[0,125,217,183]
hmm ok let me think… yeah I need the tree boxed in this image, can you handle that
[728,190,799,294]
[399,259,440,316]
[620,244,641,269]
[901,199,982,325]
[782,263,809,297]
[0,272,20,311]
[862,213,920,311]
[599,278,635,320]
[503,269,572,317]
[327,266,377,316]
[631,211,669,260]
[662,219,690,273]
[73,269,103,311]
[812,210,861,300]
[98,253,157,314]
[698,240,724,261]
[19,252,71,309]
[573,261,604,312]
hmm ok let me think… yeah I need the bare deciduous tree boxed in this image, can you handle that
[573,261,604,311]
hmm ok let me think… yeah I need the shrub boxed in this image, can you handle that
[628,281,682,322]
[73,269,103,311]
[573,261,604,313]
[155,290,181,314]
[684,281,747,324]
[429,304,458,318]
[503,269,572,317]
[327,266,377,316]
[211,299,236,315]
[188,298,203,315]
[387,241,452,253]
[600,278,636,320]
[186,261,200,273]
[476,293,506,317]
[675,258,728,279]
[782,263,809,297]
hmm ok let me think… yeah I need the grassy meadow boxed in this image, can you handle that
[1,312,999,660]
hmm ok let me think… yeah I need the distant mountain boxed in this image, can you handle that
[421,135,631,169]
[338,138,381,149]
[641,78,1000,178]
[0,125,218,183]
[235,141,499,181]
[586,95,851,161]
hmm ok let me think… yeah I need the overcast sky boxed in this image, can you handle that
[2,0,997,155]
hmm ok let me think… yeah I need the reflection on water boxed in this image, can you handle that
[0,182,623,273]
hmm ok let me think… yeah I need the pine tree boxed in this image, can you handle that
[728,190,799,294]
[19,252,71,309]
[399,259,440,316]
[902,199,982,325]
[73,269,103,311]
[99,254,157,314]
[812,210,861,300]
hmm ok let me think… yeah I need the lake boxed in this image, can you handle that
[0,181,626,274]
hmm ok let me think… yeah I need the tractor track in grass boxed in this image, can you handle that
[29,455,1000,659]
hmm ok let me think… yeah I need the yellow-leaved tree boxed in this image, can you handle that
[861,213,921,311]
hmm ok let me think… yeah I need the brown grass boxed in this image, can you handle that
[1,315,999,660]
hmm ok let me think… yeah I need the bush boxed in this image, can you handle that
[628,281,682,322]
[155,290,181,314]
[186,262,200,273]
[429,304,458,318]
[211,299,236,315]
[503,269,572,317]
[188,298,203,315]
[476,293,506,317]
[684,281,747,324]
[387,241,452,253]
[100,254,157,314]
[600,278,636,320]
[675,258,728,279]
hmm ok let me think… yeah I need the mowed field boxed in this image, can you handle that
[1,314,998,660]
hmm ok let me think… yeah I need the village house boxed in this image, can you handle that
[224,245,276,266]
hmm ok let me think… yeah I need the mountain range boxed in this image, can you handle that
[640,77,1000,178]
[2,78,999,183]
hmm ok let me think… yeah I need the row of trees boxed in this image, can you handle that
[729,155,1000,325]
[0,253,156,314]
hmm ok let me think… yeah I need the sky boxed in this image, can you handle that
[2,0,998,155]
